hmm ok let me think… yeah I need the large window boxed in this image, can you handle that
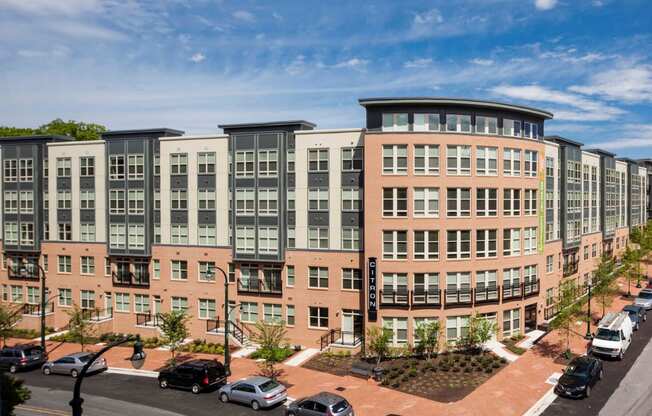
[445,114,472,133]
[308,149,329,172]
[382,113,408,132]
[4,191,17,213]
[503,308,521,337]
[171,297,188,313]
[128,189,145,215]
[109,155,125,180]
[383,317,408,346]
[235,151,254,177]
[383,230,407,260]
[523,122,539,139]
[308,227,329,249]
[80,190,95,209]
[503,189,521,216]
[476,229,497,258]
[19,191,33,213]
[446,316,470,342]
[446,145,471,175]
[413,113,440,132]
[524,189,537,215]
[309,267,329,289]
[258,227,278,254]
[263,304,282,324]
[308,188,328,211]
[80,256,95,275]
[342,187,362,211]
[503,228,521,256]
[309,306,329,328]
[235,189,255,215]
[524,150,538,177]
[171,260,188,280]
[20,223,34,245]
[4,223,18,245]
[58,255,72,273]
[127,154,144,180]
[236,226,255,253]
[503,119,521,137]
[446,272,471,302]
[413,187,439,217]
[80,290,95,309]
[171,189,187,210]
[56,158,72,177]
[258,188,278,215]
[198,152,216,174]
[241,302,258,323]
[475,116,498,134]
[342,227,361,250]
[109,190,125,214]
[524,227,537,255]
[109,224,126,248]
[446,188,471,217]
[128,224,145,249]
[3,160,17,182]
[198,225,217,246]
[258,150,278,177]
[58,288,72,307]
[170,224,188,244]
[198,261,215,281]
[198,299,217,319]
[342,268,362,290]
[414,230,439,260]
[446,230,471,260]
[170,153,188,175]
[383,188,407,217]
[57,190,72,209]
[80,223,95,242]
[198,189,216,210]
[414,145,439,175]
[58,223,72,241]
[19,159,33,181]
[503,148,521,176]
[476,188,497,216]
[341,147,363,171]
[476,146,498,175]
[382,145,408,174]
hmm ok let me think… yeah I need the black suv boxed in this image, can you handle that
[158,359,226,394]
[0,344,47,373]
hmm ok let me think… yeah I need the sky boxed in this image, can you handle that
[0,0,651,157]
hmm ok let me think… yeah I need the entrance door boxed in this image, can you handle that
[524,304,537,333]
[104,293,112,316]
[341,310,362,345]
[480,312,498,341]
[153,296,161,314]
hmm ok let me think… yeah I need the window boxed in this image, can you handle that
[133,294,150,314]
[235,151,254,177]
[308,227,329,249]
[342,227,361,250]
[286,188,295,211]
[57,190,72,209]
[198,189,216,210]
[153,154,160,176]
[20,223,34,245]
[446,188,471,217]
[170,153,187,175]
[56,158,71,177]
[171,296,188,313]
[19,191,33,214]
[152,259,161,280]
[546,255,554,273]
[309,306,329,328]
[475,116,498,134]
[258,150,278,177]
[198,225,217,246]
[287,150,295,172]
[308,267,329,289]
[446,145,471,175]
[445,114,472,132]
[592,243,597,257]
[287,227,295,249]
[105,258,111,276]
[255,188,278,215]
[258,227,279,254]
[235,189,255,215]
[128,189,145,215]
[3,160,17,182]
[524,189,537,215]
[171,189,187,210]
[446,316,470,342]
[286,266,295,287]
[382,113,408,132]
[382,145,408,174]
[476,229,497,258]
[4,223,18,245]
[127,154,144,180]
[128,224,145,249]
[19,159,33,181]
[524,265,538,291]
[383,188,407,217]
[414,230,439,260]
[241,302,258,323]
[414,145,439,175]
[58,288,72,307]
[503,119,521,137]
[109,190,125,214]
[80,256,95,275]
[342,187,362,211]
[263,304,282,324]
[503,148,521,176]
[413,273,439,303]
[414,113,440,131]
[476,270,498,301]
[80,190,95,209]
[523,122,539,139]
[503,189,521,216]
[446,272,471,303]
[170,224,188,244]
[109,155,125,180]
[546,157,555,178]
[42,255,48,272]
[109,224,126,248]
[11,286,23,303]
[383,317,408,346]
[236,226,255,253]
[476,146,498,175]
[476,188,497,216]
[199,299,217,319]
[308,149,329,172]
[503,308,521,338]
[383,230,407,260]
[524,150,538,177]
[198,152,216,174]
[4,191,17,213]
[308,188,328,211]
[520,226,537,256]
[286,305,295,326]
[115,293,130,312]
[413,187,439,217]
[58,223,72,241]
[446,230,471,260]
[503,229,521,256]
[342,147,363,171]
[171,260,188,281]
[80,290,95,309]
[342,268,362,290]
[80,157,94,176]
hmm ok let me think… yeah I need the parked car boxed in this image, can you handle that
[0,344,47,373]
[158,359,226,394]
[590,312,633,360]
[634,288,652,310]
[219,376,287,410]
[623,304,647,330]
[42,352,107,377]
[286,392,354,416]
[554,356,603,398]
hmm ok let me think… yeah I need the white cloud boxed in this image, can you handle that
[285,55,307,75]
[0,0,103,15]
[17,45,70,58]
[404,58,432,68]
[411,9,444,36]
[332,58,369,70]
[569,65,652,103]
[470,58,494,66]
[535,0,558,11]
[48,20,128,41]
[587,124,652,150]
[189,53,205,63]
[233,10,255,23]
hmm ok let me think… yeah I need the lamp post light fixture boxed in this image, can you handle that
[205,265,231,378]
[584,281,593,340]
[20,258,47,352]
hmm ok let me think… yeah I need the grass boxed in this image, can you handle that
[502,334,527,355]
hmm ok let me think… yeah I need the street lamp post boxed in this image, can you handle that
[205,266,231,378]
[20,258,47,352]
[584,282,593,340]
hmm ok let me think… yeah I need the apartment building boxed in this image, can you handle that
[0,97,647,349]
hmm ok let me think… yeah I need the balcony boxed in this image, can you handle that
[502,282,522,301]
[444,288,473,308]
[7,265,40,281]
[237,278,282,296]
[523,279,540,298]
[81,308,113,322]
[135,312,161,327]
[474,286,500,304]
[411,288,441,307]
[563,262,579,277]
[379,289,410,307]
[22,302,54,316]
[320,328,364,350]
[112,271,150,288]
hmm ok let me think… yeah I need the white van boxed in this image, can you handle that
[590,312,633,360]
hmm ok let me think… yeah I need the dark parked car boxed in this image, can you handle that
[286,392,354,416]
[158,359,226,394]
[623,304,647,330]
[554,356,603,399]
[0,344,47,373]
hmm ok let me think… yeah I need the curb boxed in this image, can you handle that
[106,367,159,378]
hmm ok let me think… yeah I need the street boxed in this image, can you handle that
[15,371,287,416]
[542,309,652,416]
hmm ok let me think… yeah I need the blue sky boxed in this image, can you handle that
[1,0,651,157]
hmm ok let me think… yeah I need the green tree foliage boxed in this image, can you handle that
[459,314,497,353]
[158,311,190,366]
[414,320,440,359]
[0,119,107,140]
[0,372,31,416]
[66,305,98,352]
[592,254,618,318]
[623,246,642,296]
[0,303,22,348]
[250,321,289,379]
[366,326,391,368]
[550,280,584,357]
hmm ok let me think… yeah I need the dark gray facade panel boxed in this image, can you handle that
[127,215,145,223]
[127,140,145,153]
[258,178,278,188]
[546,209,554,223]
[128,179,145,188]
[258,216,279,226]
[80,177,95,189]
[308,211,329,226]
[170,175,187,189]
[154,211,161,223]
[235,178,255,188]
[287,174,295,188]
[108,141,123,153]
[197,175,216,188]
[308,173,329,187]
[342,172,363,187]
[2,146,17,158]
[57,210,72,222]
[258,133,279,149]
[342,212,364,227]
[3,182,18,191]
[234,134,255,149]
[109,215,126,223]
[236,216,256,226]
[109,180,124,189]
[154,176,160,188]
[198,211,216,224]
[57,177,71,189]
[80,210,95,222]
[170,211,188,224]
[287,211,296,225]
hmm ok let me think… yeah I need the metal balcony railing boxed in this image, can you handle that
[379,289,410,306]
[444,288,473,307]
[523,279,540,298]
[112,271,150,287]
[474,285,500,304]
[22,302,54,316]
[502,282,522,300]
[135,312,160,327]
[411,288,441,307]
[237,278,282,296]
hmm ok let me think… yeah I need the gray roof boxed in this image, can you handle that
[545,135,584,147]
[102,128,184,137]
[218,120,316,129]
[0,134,71,142]
[585,148,616,158]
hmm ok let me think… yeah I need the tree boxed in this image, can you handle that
[550,280,584,358]
[623,246,641,297]
[0,372,31,416]
[0,303,22,348]
[365,326,391,368]
[250,321,289,379]
[66,305,98,352]
[0,119,107,141]
[159,311,190,366]
[592,254,618,319]
[414,320,440,360]
[459,314,497,353]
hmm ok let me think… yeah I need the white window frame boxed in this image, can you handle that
[446,230,471,260]
[446,145,471,175]
[413,187,439,217]
[383,230,407,260]
[413,144,439,175]
[382,145,408,175]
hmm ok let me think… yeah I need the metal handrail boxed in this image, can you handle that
[206,318,221,333]
[237,278,282,295]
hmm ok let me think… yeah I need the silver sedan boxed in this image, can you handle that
[634,289,652,310]
[219,376,287,410]
[42,352,107,377]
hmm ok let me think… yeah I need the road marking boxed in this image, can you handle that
[284,397,296,407]
[522,386,557,416]
[16,405,69,416]
[105,367,159,378]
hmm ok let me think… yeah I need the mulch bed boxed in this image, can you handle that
[302,352,358,377]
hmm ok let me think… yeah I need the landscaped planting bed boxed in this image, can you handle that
[302,350,355,377]
[501,334,527,355]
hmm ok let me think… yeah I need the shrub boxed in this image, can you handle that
[500,357,507,364]
[452,367,461,373]
[492,362,500,369]
[408,369,417,378]
[441,365,450,372]
[401,375,409,383]
[381,378,390,386]
[391,382,400,388]
[402,361,410,369]
[485,368,493,374]
[250,346,293,361]
[453,354,461,362]
[459,360,467,367]
[464,367,472,373]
